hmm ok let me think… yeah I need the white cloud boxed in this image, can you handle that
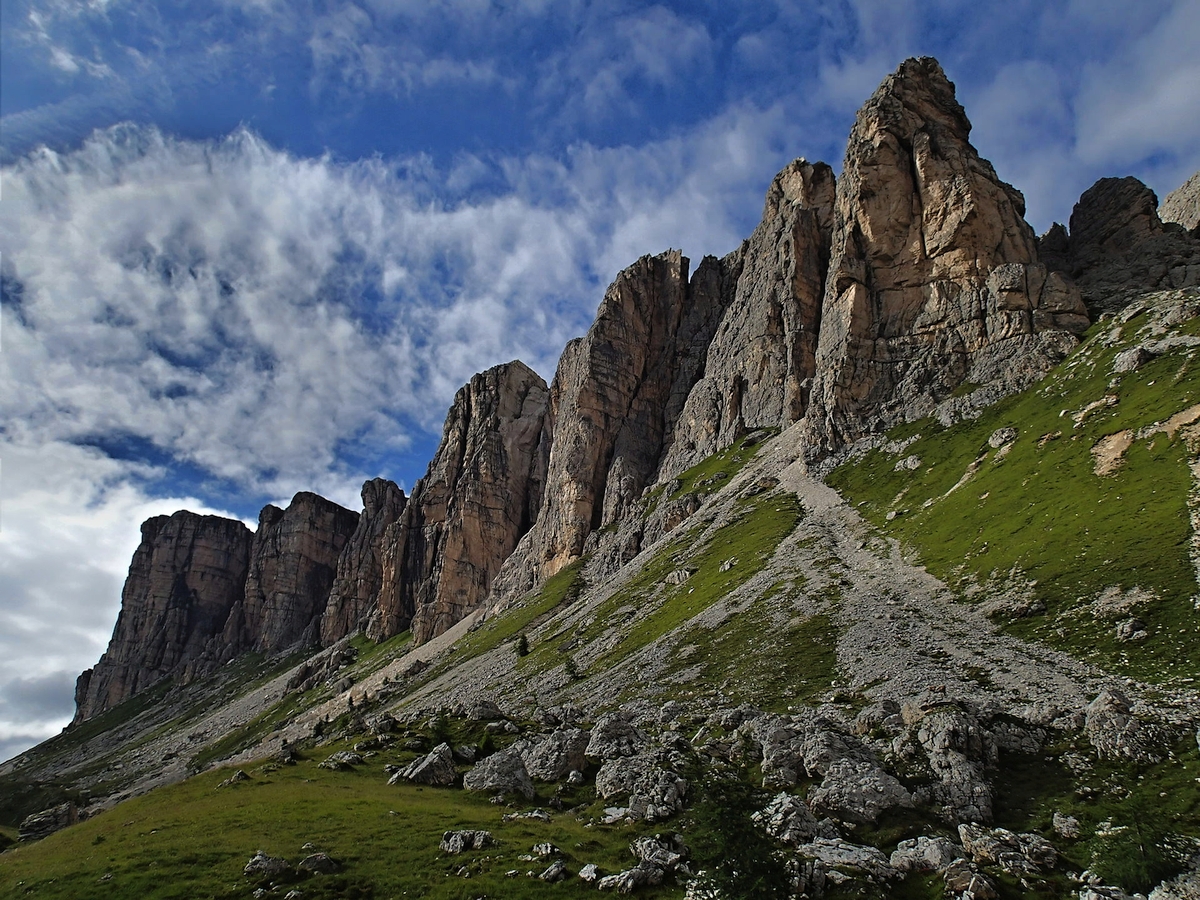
[538,5,714,124]
[0,439,240,761]
[1074,0,1200,184]
[0,106,800,760]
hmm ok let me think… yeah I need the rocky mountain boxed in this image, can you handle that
[378,359,551,644]
[72,511,253,722]
[6,56,1200,900]
[319,477,407,645]
[802,57,1088,459]
[1057,176,1200,316]
[1161,170,1200,233]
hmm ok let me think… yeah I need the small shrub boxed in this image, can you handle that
[516,634,530,657]
[686,763,792,900]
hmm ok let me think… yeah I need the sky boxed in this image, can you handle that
[1,0,1199,763]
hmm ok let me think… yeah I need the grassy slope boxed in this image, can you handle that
[828,297,1200,681]
[0,744,684,899]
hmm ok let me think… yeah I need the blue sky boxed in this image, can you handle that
[1,0,1198,761]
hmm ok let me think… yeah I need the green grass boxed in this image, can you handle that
[415,560,588,691]
[989,736,1200,895]
[536,492,804,677]
[349,630,413,674]
[0,751,684,899]
[828,306,1200,680]
[644,430,776,513]
[671,603,839,711]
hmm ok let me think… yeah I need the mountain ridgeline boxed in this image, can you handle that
[73,57,1200,724]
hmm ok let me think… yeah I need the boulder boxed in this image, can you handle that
[914,707,997,823]
[808,758,914,825]
[943,857,999,899]
[297,852,340,874]
[756,792,824,847]
[440,830,493,853]
[390,742,456,786]
[244,851,290,877]
[958,823,1056,875]
[595,752,688,822]
[889,835,960,873]
[585,713,645,760]
[462,747,535,799]
[18,802,78,842]
[1085,689,1164,763]
[596,862,665,892]
[522,728,590,782]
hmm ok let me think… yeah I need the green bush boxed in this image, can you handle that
[685,764,792,900]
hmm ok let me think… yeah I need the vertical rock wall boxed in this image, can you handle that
[73,512,253,722]
[220,493,359,657]
[803,57,1088,459]
[319,478,407,645]
[366,361,551,644]
[659,159,835,478]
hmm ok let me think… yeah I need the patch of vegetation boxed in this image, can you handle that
[677,603,839,711]
[828,313,1200,680]
[644,431,775,513]
[0,751,683,899]
[188,685,321,773]
[684,763,792,900]
[348,630,412,676]
[559,492,804,675]
[426,560,588,688]
[0,824,19,851]
[989,736,1200,896]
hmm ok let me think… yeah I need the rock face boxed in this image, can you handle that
[221,493,359,656]
[370,361,551,644]
[660,160,835,478]
[804,57,1088,459]
[319,478,406,645]
[522,251,692,578]
[73,512,253,722]
[1160,170,1200,232]
[1063,176,1200,315]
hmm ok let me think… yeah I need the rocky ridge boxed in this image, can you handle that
[52,61,1200,883]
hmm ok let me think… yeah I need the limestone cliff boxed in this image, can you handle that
[1062,176,1200,316]
[1160,170,1200,233]
[319,478,407,645]
[495,250,734,586]
[72,512,253,722]
[220,493,359,657]
[660,159,835,478]
[369,361,551,644]
[803,57,1088,459]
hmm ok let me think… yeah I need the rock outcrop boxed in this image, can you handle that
[370,361,551,644]
[660,160,835,478]
[1160,170,1200,233]
[73,511,253,722]
[1063,175,1200,315]
[496,251,699,583]
[220,493,359,656]
[804,57,1088,459]
[319,478,406,645]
